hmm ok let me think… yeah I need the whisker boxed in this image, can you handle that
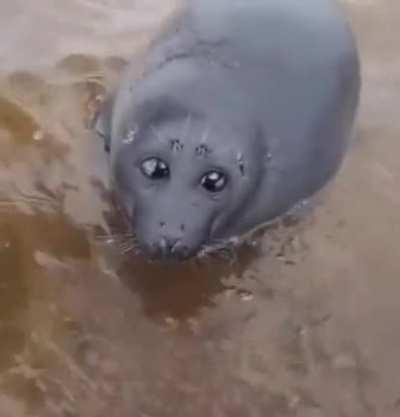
[94,230,140,256]
[196,235,245,263]
[121,245,134,254]
[121,244,141,256]
[94,232,135,241]
[119,242,136,252]
[116,235,139,251]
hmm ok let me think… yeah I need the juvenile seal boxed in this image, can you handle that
[96,0,360,260]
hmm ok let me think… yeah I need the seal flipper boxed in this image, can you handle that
[94,95,114,153]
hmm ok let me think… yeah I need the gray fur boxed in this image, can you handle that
[97,0,360,259]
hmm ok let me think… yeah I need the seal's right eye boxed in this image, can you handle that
[140,157,170,180]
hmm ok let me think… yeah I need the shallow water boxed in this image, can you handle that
[0,0,399,416]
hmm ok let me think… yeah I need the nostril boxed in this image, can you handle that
[159,221,166,228]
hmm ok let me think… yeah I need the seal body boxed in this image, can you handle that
[97,0,360,260]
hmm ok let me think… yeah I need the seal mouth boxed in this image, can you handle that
[147,237,192,262]
[125,229,232,262]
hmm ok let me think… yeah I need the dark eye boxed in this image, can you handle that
[200,171,228,193]
[140,157,169,180]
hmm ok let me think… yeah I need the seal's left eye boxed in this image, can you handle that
[200,171,227,193]
[140,157,170,180]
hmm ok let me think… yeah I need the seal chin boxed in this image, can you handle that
[137,233,199,262]
[150,236,192,261]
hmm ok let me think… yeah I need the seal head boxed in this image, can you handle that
[109,97,267,260]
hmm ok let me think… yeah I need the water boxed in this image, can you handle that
[0,0,399,416]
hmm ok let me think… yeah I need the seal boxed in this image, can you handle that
[96,0,360,260]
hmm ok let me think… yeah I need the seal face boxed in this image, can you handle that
[96,0,361,260]
[108,111,267,259]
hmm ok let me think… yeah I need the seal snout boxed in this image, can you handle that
[151,235,190,261]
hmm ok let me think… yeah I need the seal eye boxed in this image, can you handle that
[200,171,227,193]
[140,157,169,180]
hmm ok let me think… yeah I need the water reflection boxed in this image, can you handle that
[120,244,261,320]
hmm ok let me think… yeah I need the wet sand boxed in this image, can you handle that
[0,1,399,416]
